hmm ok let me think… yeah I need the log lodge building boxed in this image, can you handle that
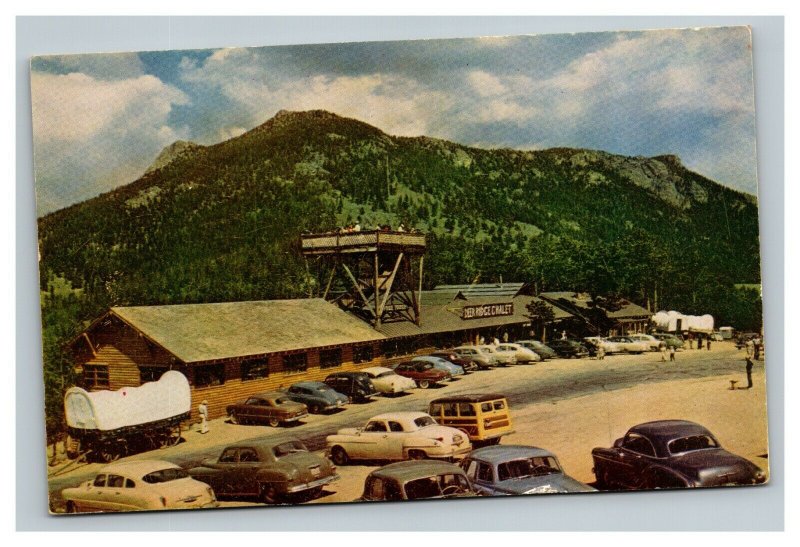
[68,231,652,421]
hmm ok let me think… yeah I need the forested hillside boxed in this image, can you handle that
[37,109,762,438]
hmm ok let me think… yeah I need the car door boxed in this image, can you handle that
[358,420,391,459]
[213,447,242,495]
[230,447,262,496]
[614,433,658,488]
[101,473,133,511]
[463,459,496,495]
[386,420,409,458]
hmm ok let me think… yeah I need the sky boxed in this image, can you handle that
[30,26,758,216]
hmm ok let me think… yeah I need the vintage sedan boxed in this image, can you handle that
[187,438,339,503]
[428,351,479,373]
[393,361,451,388]
[361,366,417,395]
[360,461,476,501]
[652,333,685,349]
[284,381,349,414]
[479,344,516,365]
[494,343,541,364]
[460,445,595,495]
[227,391,308,427]
[412,355,465,377]
[547,339,590,359]
[452,345,497,370]
[326,412,472,465]
[62,460,218,513]
[515,340,557,360]
[627,334,662,351]
[592,420,767,490]
[605,336,649,354]
[584,336,624,354]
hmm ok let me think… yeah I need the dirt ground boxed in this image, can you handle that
[47,342,770,509]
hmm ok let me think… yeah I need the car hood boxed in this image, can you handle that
[672,449,763,485]
[492,474,597,494]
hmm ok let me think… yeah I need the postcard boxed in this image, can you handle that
[32,27,768,514]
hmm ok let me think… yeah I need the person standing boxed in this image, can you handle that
[707,337,712,351]
[745,338,755,360]
[503,332,509,343]
[660,342,668,362]
[754,338,762,360]
[198,400,209,434]
[597,343,606,361]
[745,358,754,389]
[688,334,694,350]
[669,346,676,362]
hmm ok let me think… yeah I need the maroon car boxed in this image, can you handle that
[393,361,451,389]
[429,352,478,373]
[591,420,767,490]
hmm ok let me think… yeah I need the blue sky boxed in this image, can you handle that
[30,27,757,215]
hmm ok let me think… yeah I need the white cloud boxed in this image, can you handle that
[467,70,507,97]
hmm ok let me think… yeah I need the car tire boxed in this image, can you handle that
[66,501,77,514]
[330,446,349,466]
[309,404,321,415]
[268,417,280,428]
[228,412,239,425]
[408,449,427,460]
[259,483,279,504]
[417,379,431,389]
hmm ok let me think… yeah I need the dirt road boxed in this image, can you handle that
[47,342,769,510]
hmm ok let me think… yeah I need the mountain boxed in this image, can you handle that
[37,109,761,324]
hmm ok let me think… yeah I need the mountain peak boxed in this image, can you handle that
[145,140,203,174]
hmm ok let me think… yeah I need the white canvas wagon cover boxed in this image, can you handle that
[64,370,190,431]
[652,311,714,333]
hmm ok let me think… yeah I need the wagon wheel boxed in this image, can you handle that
[160,424,182,448]
[268,417,280,428]
[97,442,124,463]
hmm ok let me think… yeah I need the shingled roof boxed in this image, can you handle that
[109,299,386,363]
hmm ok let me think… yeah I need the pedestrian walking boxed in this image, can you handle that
[688,335,694,349]
[659,342,667,362]
[754,338,761,360]
[745,339,755,359]
[597,344,606,361]
[669,346,676,361]
[707,337,711,351]
[745,358,754,389]
[198,400,209,434]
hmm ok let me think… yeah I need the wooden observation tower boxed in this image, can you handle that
[300,230,426,327]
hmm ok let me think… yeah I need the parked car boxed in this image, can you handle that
[710,331,724,342]
[429,393,513,446]
[323,372,378,403]
[284,381,349,414]
[652,333,685,349]
[187,438,339,503]
[591,420,767,490]
[62,460,218,513]
[494,343,541,364]
[326,412,472,464]
[393,361,451,389]
[547,339,590,359]
[361,366,417,395]
[226,391,308,427]
[461,445,596,495]
[452,346,497,370]
[515,340,557,360]
[479,344,516,365]
[626,334,662,351]
[412,355,465,378]
[429,351,479,373]
[605,336,648,354]
[360,460,476,501]
[584,336,624,354]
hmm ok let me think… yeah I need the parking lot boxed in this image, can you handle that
[47,341,769,511]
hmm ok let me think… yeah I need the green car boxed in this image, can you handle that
[652,333,684,349]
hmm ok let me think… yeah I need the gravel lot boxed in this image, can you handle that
[47,341,769,511]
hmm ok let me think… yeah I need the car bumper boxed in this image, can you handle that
[283,412,309,423]
[324,400,348,410]
[285,473,340,494]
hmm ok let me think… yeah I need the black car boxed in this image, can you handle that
[323,372,378,403]
[547,339,590,359]
[591,420,767,490]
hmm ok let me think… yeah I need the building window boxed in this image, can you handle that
[353,345,374,364]
[283,353,308,373]
[139,366,166,383]
[320,348,342,369]
[83,364,109,389]
[241,358,270,381]
[194,364,225,388]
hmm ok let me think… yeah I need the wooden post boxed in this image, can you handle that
[378,253,404,316]
[417,256,424,325]
[374,253,381,328]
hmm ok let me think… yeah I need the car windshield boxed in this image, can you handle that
[668,435,719,454]
[404,474,470,499]
[414,416,436,428]
[272,440,308,457]
[273,397,291,405]
[497,457,562,481]
[142,467,189,483]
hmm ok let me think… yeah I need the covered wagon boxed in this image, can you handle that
[652,311,714,334]
[64,370,191,462]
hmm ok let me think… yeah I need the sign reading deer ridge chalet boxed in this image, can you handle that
[461,303,514,320]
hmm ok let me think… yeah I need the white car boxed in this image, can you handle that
[626,334,662,351]
[361,366,417,394]
[494,343,541,364]
[62,460,218,513]
[606,336,649,354]
[584,337,624,354]
[326,412,472,464]
[478,345,517,365]
[452,345,497,369]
